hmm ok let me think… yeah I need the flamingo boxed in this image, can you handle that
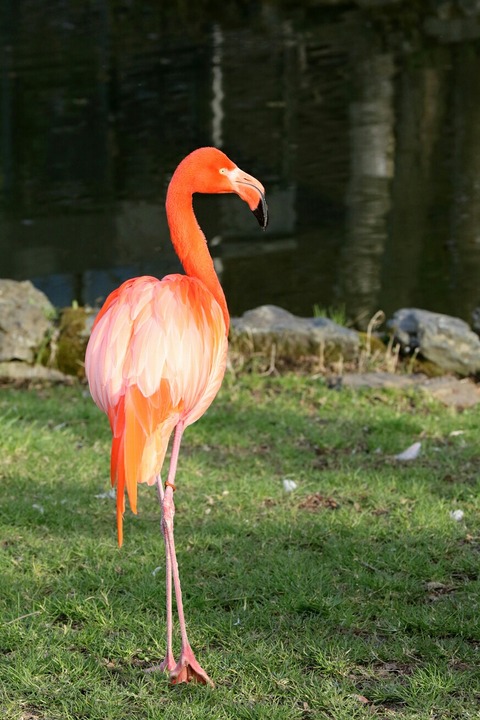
[85,147,268,687]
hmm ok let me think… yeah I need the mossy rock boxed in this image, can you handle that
[230,305,359,372]
[407,356,446,378]
[357,332,388,354]
[55,307,90,378]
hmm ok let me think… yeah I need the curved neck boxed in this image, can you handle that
[166,182,229,333]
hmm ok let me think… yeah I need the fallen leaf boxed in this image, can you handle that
[262,498,277,508]
[374,661,413,677]
[425,581,449,592]
[372,506,389,516]
[425,580,455,602]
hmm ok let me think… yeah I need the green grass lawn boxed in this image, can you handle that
[0,374,479,719]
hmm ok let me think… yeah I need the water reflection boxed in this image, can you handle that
[341,49,395,326]
[1,2,480,327]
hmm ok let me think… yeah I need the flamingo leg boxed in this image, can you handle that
[155,477,175,672]
[160,423,214,687]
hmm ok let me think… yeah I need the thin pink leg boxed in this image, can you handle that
[144,477,175,674]
[162,422,214,687]
[156,477,175,672]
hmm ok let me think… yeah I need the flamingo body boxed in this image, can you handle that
[85,147,267,687]
[85,273,228,546]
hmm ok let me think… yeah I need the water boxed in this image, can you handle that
[2,2,480,328]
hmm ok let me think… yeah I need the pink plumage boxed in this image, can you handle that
[86,274,228,543]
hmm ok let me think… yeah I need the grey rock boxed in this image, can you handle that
[388,308,480,375]
[341,371,426,389]
[420,376,480,408]
[0,361,72,384]
[230,305,359,360]
[341,372,480,408]
[0,280,55,363]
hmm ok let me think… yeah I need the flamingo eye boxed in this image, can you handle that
[219,168,226,174]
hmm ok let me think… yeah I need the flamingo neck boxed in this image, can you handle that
[166,182,229,334]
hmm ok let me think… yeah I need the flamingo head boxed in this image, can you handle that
[175,147,268,230]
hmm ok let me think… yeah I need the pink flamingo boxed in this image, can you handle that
[85,147,267,687]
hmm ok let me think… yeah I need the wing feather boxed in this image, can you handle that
[85,274,228,545]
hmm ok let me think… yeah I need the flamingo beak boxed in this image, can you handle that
[252,193,268,230]
[226,167,269,230]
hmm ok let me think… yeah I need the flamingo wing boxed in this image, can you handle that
[85,275,228,544]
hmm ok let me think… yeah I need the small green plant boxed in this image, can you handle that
[313,303,349,327]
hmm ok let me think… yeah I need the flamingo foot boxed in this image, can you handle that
[159,652,177,673]
[143,651,176,674]
[169,643,214,687]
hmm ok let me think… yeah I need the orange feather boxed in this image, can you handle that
[86,274,227,545]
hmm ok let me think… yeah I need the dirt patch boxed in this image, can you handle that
[298,493,340,511]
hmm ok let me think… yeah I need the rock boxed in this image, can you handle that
[341,371,425,389]
[388,308,480,376]
[54,306,93,378]
[230,305,359,364]
[419,377,480,409]
[0,279,55,363]
[0,361,72,384]
[340,371,480,408]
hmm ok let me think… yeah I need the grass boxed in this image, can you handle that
[312,304,349,327]
[0,373,479,719]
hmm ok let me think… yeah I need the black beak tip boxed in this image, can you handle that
[252,198,268,230]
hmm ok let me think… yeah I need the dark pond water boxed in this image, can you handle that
[2,2,480,328]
